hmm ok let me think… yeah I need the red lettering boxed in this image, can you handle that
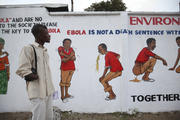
[172,17,180,25]
[67,30,86,35]
[155,17,163,25]
[82,30,86,35]
[0,18,9,23]
[130,17,137,25]
[67,30,70,35]
[137,17,143,25]
[130,16,179,25]
[163,17,171,25]
[48,28,60,33]
[143,17,152,25]
[57,28,60,33]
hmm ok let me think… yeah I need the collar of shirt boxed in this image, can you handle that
[61,47,70,53]
[33,42,47,51]
[64,49,69,53]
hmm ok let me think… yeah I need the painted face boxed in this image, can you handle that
[0,44,4,50]
[176,39,180,47]
[98,45,105,55]
[149,40,156,51]
[63,40,71,49]
[39,29,50,43]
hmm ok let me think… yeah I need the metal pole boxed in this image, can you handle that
[71,0,74,12]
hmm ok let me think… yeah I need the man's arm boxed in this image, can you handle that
[61,51,75,63]
[6,65,10,81]
[113,52,120,59]
[70,56,76,61]
[153,54,167,66]
[70,50,76,61]
[58,50,69,58]
[99,67,109,82]
[116,54,120,59]
[145,49,167,66]
[169,48,180,70]
[4,56,10,80]
[16,46,38,80]
[3,51,9,56]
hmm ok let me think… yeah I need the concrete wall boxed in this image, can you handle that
[0,6,179,113]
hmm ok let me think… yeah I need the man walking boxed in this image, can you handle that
[16,24,55,120]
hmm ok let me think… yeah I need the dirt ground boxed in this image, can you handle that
[0,109,180,120]
[61,111,180,120]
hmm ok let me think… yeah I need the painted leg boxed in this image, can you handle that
[176,66,180,73]
[60,86,65,100]
[142,71,150,81]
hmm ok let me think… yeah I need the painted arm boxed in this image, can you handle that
[99,67,109,82]
[70,56,76,61]
[113,52,120,59]
[70,50,76,61]
[59,51,69,58]
[62,51,75,63]
[154,54,167,66]
[169,48,180,70]
[3,51,9,56]
[117,54,120,59]
[6,65,10,81]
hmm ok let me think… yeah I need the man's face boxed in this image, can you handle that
[39,29,50,43]
[98,46,105,55]
[63,40,71,49]
[149,40,156,51]
[176,39,180,47]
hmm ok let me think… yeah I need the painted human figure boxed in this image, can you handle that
[169,36,180,73]
[132,38,167,82]
[98,43,123,101]
[0,38,10,94]
[58,38,76,103]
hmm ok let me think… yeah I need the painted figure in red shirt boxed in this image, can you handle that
[0,37,10,94]
[133,38,167,81]
[169,36,180,73]
[58,38,76,103]
[98,43,123,101]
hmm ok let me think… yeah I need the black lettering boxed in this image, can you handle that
[131,95,137,102]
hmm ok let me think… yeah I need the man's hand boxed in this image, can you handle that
[7,74,10,81]
[31,74,38,79]
[3,51,9,56]
[162,59,167,66]
[25,73,38,80]
[169,67,175,71]
[60,51,69,58]
[70,56,76,61]
[70,51,75,57]
[117,55,120,59]
[154,55,168,66]
[99,76,105,82]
